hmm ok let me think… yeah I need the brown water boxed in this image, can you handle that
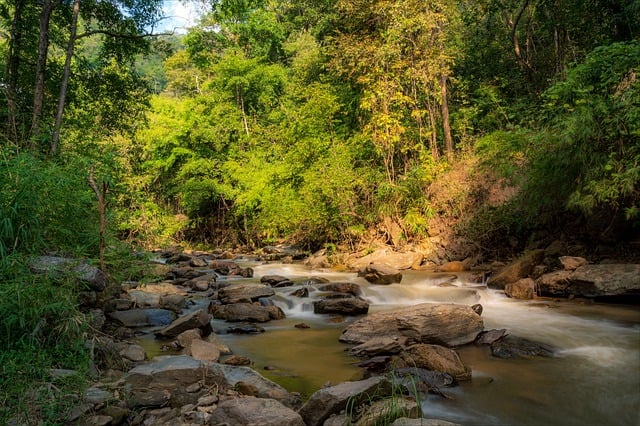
[221,319,364,398]
[139,262,640,425]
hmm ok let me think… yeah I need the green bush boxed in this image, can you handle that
[0,152,100,259]
[0,258,89,425]
[536,41,640,220]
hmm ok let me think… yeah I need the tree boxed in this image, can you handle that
[330,0,458,175]
[1,0,165,154]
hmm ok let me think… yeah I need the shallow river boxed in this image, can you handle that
[144,262,640,425]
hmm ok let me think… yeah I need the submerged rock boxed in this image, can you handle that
[490,335,555,359]
[475,329,507,345]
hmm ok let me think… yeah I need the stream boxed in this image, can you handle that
[141,261,640,425]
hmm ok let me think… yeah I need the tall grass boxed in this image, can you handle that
[343,372,423,425]
[0,152,100,424]
[0,263,90,425]
[0,152,99,260]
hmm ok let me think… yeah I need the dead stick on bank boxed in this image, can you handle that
[88,165,108,272]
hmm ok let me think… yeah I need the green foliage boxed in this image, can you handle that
[529,41,640,219]
[475,129,529,184]
[0,152,100,258]
[468,41,640,240]
[0,258,89,425]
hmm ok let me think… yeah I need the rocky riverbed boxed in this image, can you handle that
[29,244,640,425]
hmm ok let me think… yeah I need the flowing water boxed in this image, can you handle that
[141,261,640,425]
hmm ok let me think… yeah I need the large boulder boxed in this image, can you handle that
[218,284,275,304]
[128,290,161,308]
[358,263,403,285]
[125,355,209,392]
[349,250,423,270]
[392,344,471,381]
[209,259,253,277]
[568,264,640,298]
[154,309,212,338]
[534,270,573,297]
[208,397,305,426]
[260,275,294,287]
[317,282,363,296]
[304,252,331,269]
[298,376,393,426]
[108,309,175,328]
[125,355,298,408]
[437,261,468,272]
[210,364,300,407]
[261,245,306,261]
[505,278,535,300]
[350,336,409,358]
[313,297,370,316]
[487,249,545,290]
[167,266,207,280]
[160,294,186,313]
[536,264,640,299]
[212,303,284,322]
[340,303,484,347]
[29,256,106,291]
[188,339,220,362]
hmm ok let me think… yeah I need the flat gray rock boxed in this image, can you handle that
[209,397,305,426]
[340,303,484,347]
[108,309,175,327]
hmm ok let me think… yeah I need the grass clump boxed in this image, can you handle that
[343,373,423,426]
[0,260,90,425]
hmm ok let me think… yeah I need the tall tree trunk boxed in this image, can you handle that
[428,101,439,161]
[30,0,57,147]
[504,0,533,75]
[237,85,249,135]
[51,0,80,155]
[5,0,25,144]
[440,73,453,159]
[88,165,108,273]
